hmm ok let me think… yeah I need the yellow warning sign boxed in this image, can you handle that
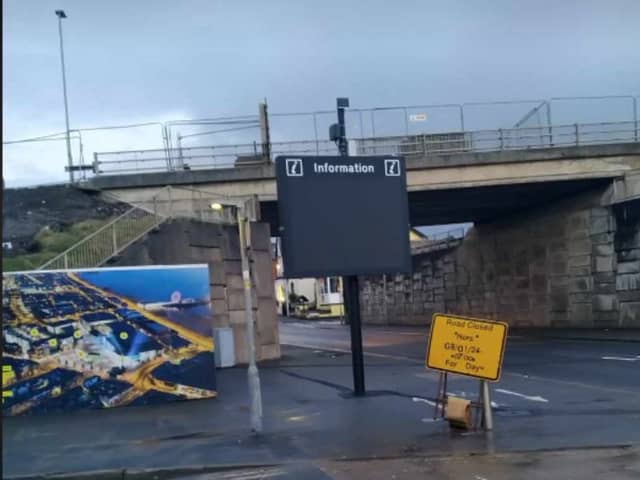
[426,313,508,381]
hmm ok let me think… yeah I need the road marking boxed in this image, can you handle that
[447,391,467,397]
[214,468,286,479]
[495,388,549,403]
[287,412,320,422]
[378,330,424,336]
[414,372,445,380]
[506,371,640,397]
[412,396,437,407]
[602,355,640,362]
[280,341,423,363]
[286,323,317,329]
[443,390,505,408]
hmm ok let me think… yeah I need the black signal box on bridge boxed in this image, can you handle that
[275,155,411,278]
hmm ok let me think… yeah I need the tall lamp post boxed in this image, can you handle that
[55,9,74,184]
[211,199,263,433]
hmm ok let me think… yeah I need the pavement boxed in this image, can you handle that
[317,447,640,480]
[3,320,640,479]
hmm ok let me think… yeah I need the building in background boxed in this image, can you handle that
[273,228,437,320]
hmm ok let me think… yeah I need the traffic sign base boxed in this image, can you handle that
[433,368,495,431]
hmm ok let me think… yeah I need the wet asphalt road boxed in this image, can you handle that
[280,319,640,393]
[280,319,640,451]
[4,320,639,478]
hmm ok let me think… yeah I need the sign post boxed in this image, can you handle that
[336,97,365,396]
[482,380,493,430]
[426,313,508,430]
[275,99,411,397]
[344,274,365,395]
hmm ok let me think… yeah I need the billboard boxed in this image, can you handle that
[2,265,216,416]
[276,155,411,277]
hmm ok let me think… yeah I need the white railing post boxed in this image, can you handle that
[403,107,409,135]
[634,96,638,142]
[575,123,580,145]
[93,152,99,175]
[546,102,553,146]
[63,253,68,269]
[112,223,118,254]
[313,113,320,155]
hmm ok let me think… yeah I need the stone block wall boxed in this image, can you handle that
[112,219,280,362]
[360,190,640,328]
[615,200,640,326]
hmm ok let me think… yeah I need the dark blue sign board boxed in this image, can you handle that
[275,155,411,278]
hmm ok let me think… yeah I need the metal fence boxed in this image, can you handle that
[93,119,639,175]
[6,94,638,184]
[94,139,341,175]
[38,206,162,270]
[412,226,468,255]
[37,186,247,270]
[354,120,638,156]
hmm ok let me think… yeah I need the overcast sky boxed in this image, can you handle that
[3,0,640,186]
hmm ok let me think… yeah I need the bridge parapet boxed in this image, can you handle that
[92,120,639,177]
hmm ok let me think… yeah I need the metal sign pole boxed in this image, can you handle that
[345,274,365,396]
[335,97,366,396]
[482,380,493,431]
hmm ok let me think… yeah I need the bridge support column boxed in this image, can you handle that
[359,188,640,329]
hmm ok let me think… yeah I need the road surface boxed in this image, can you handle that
[280,318,640,451]
[4,319,639,478]
[280,319,640,392]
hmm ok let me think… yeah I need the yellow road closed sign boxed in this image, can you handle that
[426,313,508,381]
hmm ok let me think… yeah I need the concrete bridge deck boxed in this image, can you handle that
[86,142,640,228]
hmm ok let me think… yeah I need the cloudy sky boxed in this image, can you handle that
[3,0,639,186]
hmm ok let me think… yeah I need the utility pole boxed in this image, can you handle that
[334,97,366,396]
[259,100,271,162]
[55,10,74,184]
[237,200,263,432]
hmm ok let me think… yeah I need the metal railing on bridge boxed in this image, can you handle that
[356,120,638,156]
[412,226,468,255]
[92,120,639,176]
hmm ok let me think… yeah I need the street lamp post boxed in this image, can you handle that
[211,199,263,433]
[55,9,74,184]
[237,204,263,433]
